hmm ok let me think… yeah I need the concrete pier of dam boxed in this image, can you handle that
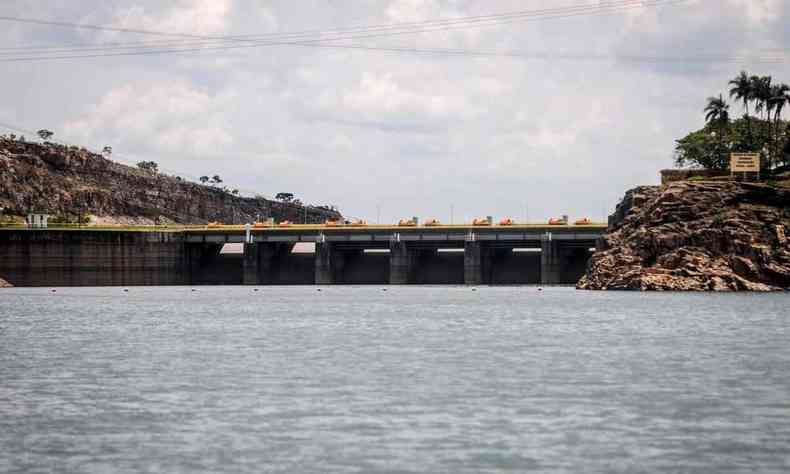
[0,225,604,287]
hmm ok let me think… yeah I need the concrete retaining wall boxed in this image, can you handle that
[0,230,187,287]
[660,169,729,185]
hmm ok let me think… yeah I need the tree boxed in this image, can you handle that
[751,75,772,121]
[275,192,294,202]
[136,161,159,173]
[703,94,730,167]
[767,83,790,167]
[729,71,755,143]
[729,71,753,116]
[771,84,790,122]
[37,129,53,141]
[675,117,779,171]
[704,94,729,125]
[783,123,790,167]
[231,189,239,196]
[210,175,223,186]
[199,176,210,184]
[102,146,112,156]
[675,128,726,170]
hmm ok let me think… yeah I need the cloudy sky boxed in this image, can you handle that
[1,0,788,223]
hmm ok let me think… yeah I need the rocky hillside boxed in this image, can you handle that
[0,138,341,225]
[579,180,790,291]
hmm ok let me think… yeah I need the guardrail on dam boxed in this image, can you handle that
[0,224,606,286]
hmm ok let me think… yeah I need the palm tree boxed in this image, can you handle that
[770,83,790,123]
[747,75,774,169]
[751,75,772,121]
[729,71,754,142]
[768,83,790,168]
[704,95,730,168]
[704,94,730,124]
[729,71,753,116]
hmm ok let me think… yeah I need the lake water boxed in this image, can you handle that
[1,286,789,473]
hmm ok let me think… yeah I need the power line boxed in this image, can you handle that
[0,38,784,65]
[0,0,681,46]
[0,1,690,62]
[0,0,679,58]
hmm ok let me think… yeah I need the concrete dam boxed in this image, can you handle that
[0,224,606,287]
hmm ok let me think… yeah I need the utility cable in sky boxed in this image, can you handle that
[0,37,783,65]
[0,0,692,62]
[0,0,683,46]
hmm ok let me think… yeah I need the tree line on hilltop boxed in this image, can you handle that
[675,71,790,173]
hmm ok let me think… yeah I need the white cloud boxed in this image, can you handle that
[338,72,477,121]
[385,0,442,23]
[729,0,783,25]
[64,81,233,157]
[110,0,233,36]
[1,0,789,222]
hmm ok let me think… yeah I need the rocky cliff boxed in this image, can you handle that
[0,138,341,224]
[579,180,790,291]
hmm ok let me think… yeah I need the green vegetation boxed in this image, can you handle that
[675,71,790,173]
[0,209,23,225]
[49,214,91,225]
[36,129,53,141]
[199,175,225,187]
[275,192,294,202]
[136,161,159,173]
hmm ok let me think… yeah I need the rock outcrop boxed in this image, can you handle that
[0,138,341,224]
[0,277,11,288]
[579,181,790,291]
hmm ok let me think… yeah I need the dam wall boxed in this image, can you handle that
[0,230,188,287]
[0,226,600,287]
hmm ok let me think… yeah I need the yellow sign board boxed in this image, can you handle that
[730,153,760,172]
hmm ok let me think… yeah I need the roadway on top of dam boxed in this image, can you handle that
[182,223,607,244]
[0,223,608,241]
